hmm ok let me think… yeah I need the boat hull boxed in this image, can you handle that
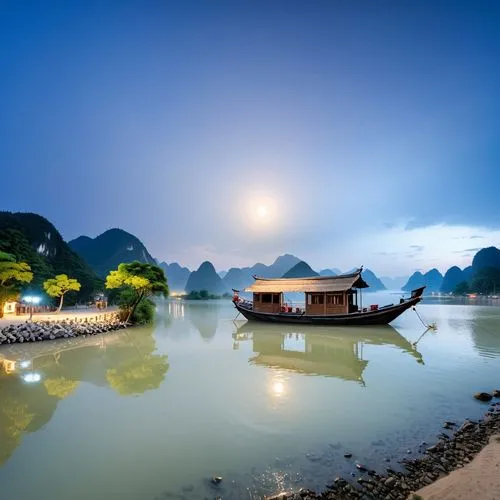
[233,295,422,326]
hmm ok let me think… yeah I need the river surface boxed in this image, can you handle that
[1,294,500,500]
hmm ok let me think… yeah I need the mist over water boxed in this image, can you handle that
[1,295,500,499]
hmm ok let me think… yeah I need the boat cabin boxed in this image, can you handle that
[244,270,369,316]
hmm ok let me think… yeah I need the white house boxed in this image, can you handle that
[2,301,18,315]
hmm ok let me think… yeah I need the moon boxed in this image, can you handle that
[256,205,268,218]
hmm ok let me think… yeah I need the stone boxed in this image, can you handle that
[344,453,353,458]
[211,476,222,484]
[474,392,493,402]
[384,477,396,488]
[493,389,500,398]
[355,464,367,472]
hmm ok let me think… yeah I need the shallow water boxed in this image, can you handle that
[1,295,500,500]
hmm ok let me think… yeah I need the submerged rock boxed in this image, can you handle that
[474,392,493,402]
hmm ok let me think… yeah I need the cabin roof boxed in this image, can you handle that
[244,269,369,293]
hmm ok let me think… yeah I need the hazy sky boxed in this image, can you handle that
[1,1,499,276]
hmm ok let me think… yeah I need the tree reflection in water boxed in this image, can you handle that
[0,325,168,464]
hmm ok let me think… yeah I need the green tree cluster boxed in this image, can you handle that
[453,267,500,295]
[43,274,82,313]
[183,290,232,300]
[0,251,33,318]
[105,261,168,323]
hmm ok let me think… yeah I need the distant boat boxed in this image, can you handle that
[232,268,425,326]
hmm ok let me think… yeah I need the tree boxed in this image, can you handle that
[0,251,33,318]
[453,281,470,296]
[471,267,500,295]
[43,378,80,399]
[105,262,168,323]
[43,274,81,313]
[105,329,169,395]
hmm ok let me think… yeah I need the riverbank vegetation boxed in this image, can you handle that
[0,251,33,318]
[105,262,168,324]
[182,290,232,300]
[453,266,500,295]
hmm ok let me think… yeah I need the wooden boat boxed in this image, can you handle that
[232,268,425,325]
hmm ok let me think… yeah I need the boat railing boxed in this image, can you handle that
[280,302,306,314]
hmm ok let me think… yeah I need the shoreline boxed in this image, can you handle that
[266,402,500,500]
[0,313,128,347]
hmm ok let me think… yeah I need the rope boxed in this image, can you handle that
[412,306,437,330]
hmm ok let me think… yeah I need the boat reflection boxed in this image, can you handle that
[233,323,424,385]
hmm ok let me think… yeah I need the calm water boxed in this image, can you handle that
[1,294,500,500]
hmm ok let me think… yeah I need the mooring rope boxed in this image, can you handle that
[412,306,437,330]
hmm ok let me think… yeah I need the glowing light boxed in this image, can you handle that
[256,205,268,218]
[23,373,41,383]
[243,192,279,231]
[269,374,287,399]
[23,296,41,305]
[20,361,31,369]
[272,381,285,395]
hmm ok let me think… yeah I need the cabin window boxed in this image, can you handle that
[254,294,260,302]
[273,293,281,304]
[261,294,272,303]
[308,293,324,305]
[327,293,344,305]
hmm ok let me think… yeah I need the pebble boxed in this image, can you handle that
[271,405,500,500]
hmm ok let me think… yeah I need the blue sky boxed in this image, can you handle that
[1,1,499,275]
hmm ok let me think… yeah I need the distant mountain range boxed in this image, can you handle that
[221,254,302,292]
[379,276,409,290]
[440,266,473,293]
[319,268,341,276]
[402,268,444,293]
[400,247,500,294]
[8,211,498,299]
[158,261,191,293]
[69,228,156,278]
[361,269,386,291]
[282,261,318,278]
[185,261,226,294]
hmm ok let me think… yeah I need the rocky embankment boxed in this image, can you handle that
[267,398,500,500]
[0,314,128,345]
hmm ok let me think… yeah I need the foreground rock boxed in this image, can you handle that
[474,392,493,402]
[0,314,128,345]
[265,408,500,500]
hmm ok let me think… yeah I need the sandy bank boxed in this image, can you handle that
[413,433,500,500]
